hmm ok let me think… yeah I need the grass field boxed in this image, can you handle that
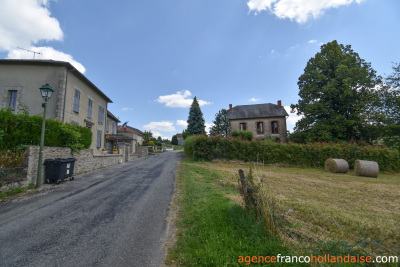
[194,160,400,258]
[166,160,298,266]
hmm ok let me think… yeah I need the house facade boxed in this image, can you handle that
[104,111,120,153]
[227,101,289,143]
[116,125,144,153]
[0,59,113,153]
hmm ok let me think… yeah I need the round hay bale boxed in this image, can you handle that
[325,158,349,173]
[354,160,379,178]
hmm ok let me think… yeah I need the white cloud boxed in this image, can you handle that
[0,0,63,51]
[248,0,364,23]
[121,107,133,111]
[284,106,303,132]
[143,121,176,132]
[156,90,212,108]
[249,98,261,102]
[176,120,188,127]
[0,0,86,73]
[7,46,86,73]
[308,40,317,44]
[205,123,213,134]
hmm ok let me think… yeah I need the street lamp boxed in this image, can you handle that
[36,84,54,188]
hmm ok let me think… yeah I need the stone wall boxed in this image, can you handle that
[26,144,146,187]
[135,146,149,157]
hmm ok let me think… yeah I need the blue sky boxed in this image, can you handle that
[1,0,399,139]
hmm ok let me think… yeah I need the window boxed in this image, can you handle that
[70,119,79,126]
[112,122,115,134]
[87,98,93,118]
[7,90,17,111]
[256,122,264,134]
[106,118,109,133]
[239,123,247,131]
[98,105,104,124]
[271,121,279,134]
[73,89,80,113]
[97,129,102,148]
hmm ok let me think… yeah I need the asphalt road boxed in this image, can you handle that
[0,151,184,267]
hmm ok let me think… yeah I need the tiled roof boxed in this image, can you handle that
[227,103,288,120]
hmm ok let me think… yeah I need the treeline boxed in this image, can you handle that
[185,135,399,172]
[0,109,92,152]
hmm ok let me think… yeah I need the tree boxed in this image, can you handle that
[209,108,229,137]
[143,130,153,143]
[171,135,178,145]
[187,96,206,135]
[378,63,400,149]
[290,40,380,143]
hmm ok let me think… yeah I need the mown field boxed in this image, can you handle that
[192,160,400,258]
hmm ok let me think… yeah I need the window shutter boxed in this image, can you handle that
[73,90,80,113]
[97,129,102,148]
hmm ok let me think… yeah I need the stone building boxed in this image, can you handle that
[0,59,113,153]
[227,101,288,143]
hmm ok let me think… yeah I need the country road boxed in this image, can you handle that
[0,151,185,267]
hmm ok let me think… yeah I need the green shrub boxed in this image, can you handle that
[231,130,253,141]
[0,108,92,152]
[190,136,400,172]
[183,135,194,157]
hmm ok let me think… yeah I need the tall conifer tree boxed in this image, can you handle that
[187,97,206,135]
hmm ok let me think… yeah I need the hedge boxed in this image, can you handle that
[0,108,92,152]
[190,136,400,172]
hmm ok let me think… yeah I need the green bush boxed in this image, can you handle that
[0,108,92,152]
[231,130,253,141]
[183,135,194,157]
[190,136,400,172]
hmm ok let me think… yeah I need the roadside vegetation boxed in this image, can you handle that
[167,160,399,265]
[166,160,297,266]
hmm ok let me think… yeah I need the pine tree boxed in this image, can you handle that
[187,97,206,135]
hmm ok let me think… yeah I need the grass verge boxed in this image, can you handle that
[195,160,400,260]
[166,160,297,266]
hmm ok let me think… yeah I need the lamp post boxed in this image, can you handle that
[36,84,54,188]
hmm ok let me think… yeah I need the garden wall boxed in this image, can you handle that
[26,142,147,186]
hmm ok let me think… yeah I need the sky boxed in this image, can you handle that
[1,0,399,140]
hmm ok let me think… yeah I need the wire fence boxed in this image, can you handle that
[0,166,27,186]
[237,163,400,259]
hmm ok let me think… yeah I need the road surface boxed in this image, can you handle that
[0,151,184,267]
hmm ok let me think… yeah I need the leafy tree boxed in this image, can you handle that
[187,96,206,135]
[378,63,400,149]
[182,129,189,140]
[171,135,178,145]
[143,130,153,143]
[209,108,229,137]
[290,40,380,143]
[157,136,162,143]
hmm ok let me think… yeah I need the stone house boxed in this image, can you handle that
[0,59,113,153]
[117,125,145,153]
[227,101,288,143]
[104,110,120,153]
[176,133,184,146]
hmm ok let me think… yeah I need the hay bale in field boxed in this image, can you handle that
[325,158,349,173]
[354,160,379,178]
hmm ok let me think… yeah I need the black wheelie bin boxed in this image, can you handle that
[44,158,76,184]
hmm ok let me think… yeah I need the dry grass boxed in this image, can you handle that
[191,160,400,256]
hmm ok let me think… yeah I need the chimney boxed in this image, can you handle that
[277,100,282,108]
[229,104,232,111]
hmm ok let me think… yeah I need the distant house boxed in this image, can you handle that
[176,133,184,146]
[116,125,144,153]
[0,59,113,153]
[104,111,120,153]
[227,101,288,143]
